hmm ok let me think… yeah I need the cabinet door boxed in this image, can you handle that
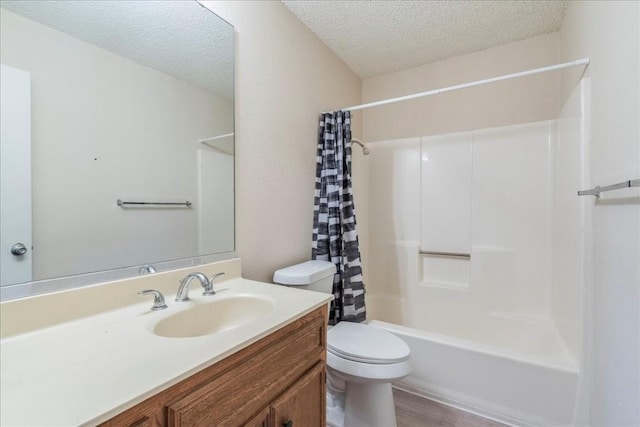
[270,363,325,427]
[243,407,270,427]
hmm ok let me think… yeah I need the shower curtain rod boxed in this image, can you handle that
[326,57,590,113]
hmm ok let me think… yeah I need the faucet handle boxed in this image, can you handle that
[203,272,225,296]
[138,289,168,311]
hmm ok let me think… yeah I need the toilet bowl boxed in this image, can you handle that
[273,260,411,427]
[327,321,411,427]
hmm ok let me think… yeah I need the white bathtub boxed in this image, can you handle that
[367,294,580,427]
[361,85,590,426]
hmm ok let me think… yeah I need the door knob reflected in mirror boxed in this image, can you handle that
[11,243,28,256]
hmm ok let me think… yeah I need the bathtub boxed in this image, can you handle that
[361,85,590,426]
[367,294,580,427]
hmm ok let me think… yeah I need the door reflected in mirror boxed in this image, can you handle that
[0,1,234,292]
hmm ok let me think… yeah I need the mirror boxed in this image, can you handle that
[0,0,234,298]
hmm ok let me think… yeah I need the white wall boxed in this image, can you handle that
[0,9,233,281]
[559,2,640,426]
[201,1,362,283]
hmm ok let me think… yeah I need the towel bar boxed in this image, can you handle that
[578,179,639,197]
[117,199,192,207]
[419,250,470,259]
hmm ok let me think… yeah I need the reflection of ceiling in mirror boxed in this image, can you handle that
[0,0,233,99]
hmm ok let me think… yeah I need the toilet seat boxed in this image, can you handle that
[327,350,412,383]
[328,321,410,364]
[327,324,411,427]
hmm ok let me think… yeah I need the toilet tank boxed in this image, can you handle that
[273,260,336,294]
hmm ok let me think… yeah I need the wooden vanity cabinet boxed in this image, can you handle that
[269,362,324,427]
[242,363,324,427]
[100,306,327,427]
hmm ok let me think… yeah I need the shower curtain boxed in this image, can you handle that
[312,110,366,324]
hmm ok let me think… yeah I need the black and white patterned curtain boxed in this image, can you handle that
[312,110,366,325]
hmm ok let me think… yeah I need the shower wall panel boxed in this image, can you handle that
[551,79,590,363]
[366,138,420,298]
[420,132,473,255]
[470,121,554,316]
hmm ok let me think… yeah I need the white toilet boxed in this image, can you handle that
[274,260,411,427]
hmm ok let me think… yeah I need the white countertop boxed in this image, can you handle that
[0,276,331,426]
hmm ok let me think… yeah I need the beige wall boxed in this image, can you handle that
[354,31,562,308]
[560,2,640,426]
[362,32,560,142]
[201,1,362,282]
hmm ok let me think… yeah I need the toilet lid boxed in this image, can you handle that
[328,322,410,364]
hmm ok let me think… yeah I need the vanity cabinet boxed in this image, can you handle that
[100,307,327,427]
[269,362,324,427]
[242,363,324,427]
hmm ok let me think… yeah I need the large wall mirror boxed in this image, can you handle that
[0,1,234,299]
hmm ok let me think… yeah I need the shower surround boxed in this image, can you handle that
[363,80,590,426]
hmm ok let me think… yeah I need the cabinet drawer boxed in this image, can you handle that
[167,312,325,426]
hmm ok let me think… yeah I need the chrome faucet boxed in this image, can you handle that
[176,272,209,302]
[175,271,226,302]
[138,265,157,275]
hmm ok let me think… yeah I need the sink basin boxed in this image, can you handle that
[153,295,274,338]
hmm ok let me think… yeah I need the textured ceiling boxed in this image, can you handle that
[1,0,233,99]
[282,0,567,78]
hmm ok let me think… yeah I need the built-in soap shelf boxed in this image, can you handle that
[418,246,515,291]
[419,249,471,290]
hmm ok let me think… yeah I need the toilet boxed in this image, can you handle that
[274,260,411,427]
